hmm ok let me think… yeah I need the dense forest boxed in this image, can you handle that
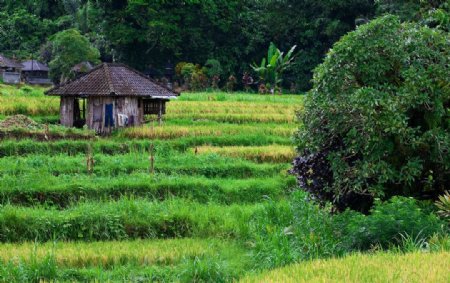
[1,0,446,90]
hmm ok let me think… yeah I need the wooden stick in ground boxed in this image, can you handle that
[44,124,49,141]
[149,144,155,175]
[86,143,94,175]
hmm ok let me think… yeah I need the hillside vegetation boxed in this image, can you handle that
[0,85,448,281]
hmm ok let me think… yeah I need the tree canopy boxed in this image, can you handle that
[292,15,449,212]
[47,29,100,83]
[0,0,448,90]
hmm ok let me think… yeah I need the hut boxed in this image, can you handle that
[21,60,52,85]
[0,54,22,84]
[45,63,179,134]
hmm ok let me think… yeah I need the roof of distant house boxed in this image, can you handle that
[0,54,23,69]
[21,60,49,72]
[46,63,179,98]
[71,61,95,73]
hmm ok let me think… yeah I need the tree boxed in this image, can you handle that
[292,16,450,212]
[251,42,296,94]
[47,28,100,83]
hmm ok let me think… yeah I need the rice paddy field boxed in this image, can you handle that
[0,84,447,282]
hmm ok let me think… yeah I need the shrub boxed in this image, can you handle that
[204,59,223,79]
[248,192,341,269]
[334,197,447,251]
[292,15,450,211]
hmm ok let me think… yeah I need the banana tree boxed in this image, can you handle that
[251,42,296,94]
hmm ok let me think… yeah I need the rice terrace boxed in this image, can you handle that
[0,1,449,282]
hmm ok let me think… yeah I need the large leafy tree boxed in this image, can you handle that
[47,29,100,83]
[292,16,450,212]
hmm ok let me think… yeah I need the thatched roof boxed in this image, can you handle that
[46,63,179,98]
[21,60,49,72]
[0,54,23,69]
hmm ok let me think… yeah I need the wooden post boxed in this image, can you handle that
[44,124,49,141]
[195,147,198,155]
[149,144,155,175]
[158,101,162,125]
[82,98,86,120]
[86,143,94,175]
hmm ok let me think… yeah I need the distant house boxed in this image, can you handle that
[71,61,94,76]
[46,63,179,134]
[0,54,22,84]
[21,60,52,85]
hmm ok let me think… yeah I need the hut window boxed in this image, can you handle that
[143,100,166,115]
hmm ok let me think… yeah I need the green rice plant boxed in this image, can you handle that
[178,92,304,103]
[0,239,250,282]
[0,239,230,268]
[0,198,278,242]
[0,153,288,178]
[0,174,295,207]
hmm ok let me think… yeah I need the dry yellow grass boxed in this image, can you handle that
[0,238,225,268]
[167,101,298,115]
[119,124,295,139]
[192,145,296,163]
[242,251,450,283]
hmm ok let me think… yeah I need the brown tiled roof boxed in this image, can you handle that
[46,63,179,97]
[0,54,23,69]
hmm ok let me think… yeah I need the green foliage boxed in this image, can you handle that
[248,192,341,269]
[0,8,57,58]
[251,43,296,93]
[204,59,223,79]
[294,16,450,210]
[334,197,447,250]
[436,191,450,221]
[47,29,100,83]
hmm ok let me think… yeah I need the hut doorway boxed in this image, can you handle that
[73,98,87,128]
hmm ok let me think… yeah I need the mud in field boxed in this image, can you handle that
[0,115,41,130]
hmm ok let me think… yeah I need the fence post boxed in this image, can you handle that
[149,144,155,175]
[86,143,94,175]
[44,124,49,141]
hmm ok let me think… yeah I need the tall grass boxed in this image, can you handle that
[0,174,295,206]
[0,198,282,242]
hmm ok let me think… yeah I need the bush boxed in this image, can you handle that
[204,59,223,79]
[334,197,447,251]
[293,16,450,211]
[248,192,341,269]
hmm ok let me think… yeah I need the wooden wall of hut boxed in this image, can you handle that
[86,97,144,134]
[60,97,74,127]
